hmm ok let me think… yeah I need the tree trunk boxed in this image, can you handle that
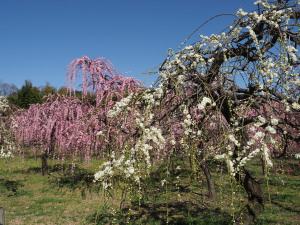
[201,162,216,201]
[234,168,264,225]
[261,157,266,176]
[41,152,48,176]
[41,121,56,176]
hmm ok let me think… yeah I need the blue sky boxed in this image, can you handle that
[0,0,256,89]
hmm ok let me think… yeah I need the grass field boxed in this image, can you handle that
[0,154,299,224]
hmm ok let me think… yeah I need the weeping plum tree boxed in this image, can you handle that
[12,56,141,175]
[13,95,94,174]
[64,56,141,158]
[94,1,300,224]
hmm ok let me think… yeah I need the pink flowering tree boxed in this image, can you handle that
[94,1,300,224]
[12,56,141,174]
[13,95,94,174]
[65,56,141,156]
[66,56,140,107]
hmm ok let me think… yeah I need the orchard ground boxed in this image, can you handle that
[0,151,299,224]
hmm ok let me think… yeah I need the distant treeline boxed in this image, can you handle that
[0,80,86,109]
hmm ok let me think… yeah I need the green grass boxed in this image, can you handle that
[0,155,299,224]
[0,157,104,224]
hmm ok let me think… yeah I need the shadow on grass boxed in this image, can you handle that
[48,165,100,198]
[0,178,24,196]
[271,201,300,213]
[87,200,231,225]
[13,163,80,174]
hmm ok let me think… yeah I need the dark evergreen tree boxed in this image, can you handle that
[16,80,42,108]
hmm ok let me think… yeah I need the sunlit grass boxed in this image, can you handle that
[0,155,299,224]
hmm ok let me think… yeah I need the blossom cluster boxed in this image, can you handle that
[0,95,10,113]
[0,146,13,158]
[94,110,166,188]
[107,93,135,118]
[0,95,14,158]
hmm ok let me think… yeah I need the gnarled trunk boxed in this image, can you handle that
[234,168,264,225]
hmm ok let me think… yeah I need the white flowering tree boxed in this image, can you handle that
[94,1,300,224]
[0,95,14,158]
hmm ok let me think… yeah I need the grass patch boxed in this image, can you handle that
[0,155,299,224]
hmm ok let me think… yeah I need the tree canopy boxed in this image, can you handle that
[13,80,42,108]
[94,1,300,224]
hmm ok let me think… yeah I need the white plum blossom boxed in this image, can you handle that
[108,93,134,118]
[227,158,236,177]
[0,95,14,158]
[197,97,212,110]
[207,58,214,63]
[286,45,298,62]
[265,126,276,134]
[228,134,240,147]
[197,130,202,136]
[183,119,192,127]
[270,118,279,126]
[257,116,266,124]
[262,143,273,167]
[94,113,166,186]
[94,162,114,181]
[0,146,13,158]
[214,153,226,160]
[125,166,135,178]
[292,102,300,110]
[238,148,261,167]
[253,131,265,140]
[0,96,10,112]
[96,131,103,136]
